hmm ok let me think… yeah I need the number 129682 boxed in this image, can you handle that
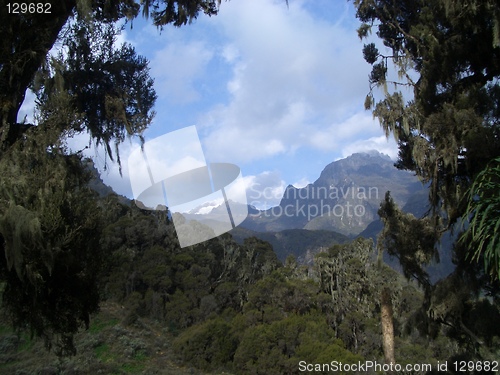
[6,3,51,14]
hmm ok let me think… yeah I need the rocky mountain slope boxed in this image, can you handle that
[241,150,425,236]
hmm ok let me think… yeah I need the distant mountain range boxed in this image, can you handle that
[229,151,454,279]
[240,150,425,236]
[88,151,454,280]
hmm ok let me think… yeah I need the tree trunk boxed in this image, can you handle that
[381,287,395,365]
[0,1,74,150]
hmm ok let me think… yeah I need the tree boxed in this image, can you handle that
[0,0,220,151]
[377,192,438,364]
[355,0,500,355]
[34,19,157,166]
[0,145,103,355]
[0,0,221,353]
[377,192,438,295]
[315,239,376,349]
[354,0,500,279]
[0,18,156,352]
[355,0,500,228]
[380,287,395,365]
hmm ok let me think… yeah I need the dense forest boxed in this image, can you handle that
[1,0,500,374]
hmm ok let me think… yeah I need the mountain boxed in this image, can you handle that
[241,151,425,236]
[233,151,456,279]
[88,151,453,281]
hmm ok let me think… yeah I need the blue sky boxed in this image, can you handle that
[21,0,398,209]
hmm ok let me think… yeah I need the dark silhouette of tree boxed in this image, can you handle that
[0,0,220,354]
[0,0,220,150]
[355,1,500,258]
[355,0,500,357]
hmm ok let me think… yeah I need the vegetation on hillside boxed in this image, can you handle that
[0,0,219,353]
[0,0,500,373]
[4,196,499,373]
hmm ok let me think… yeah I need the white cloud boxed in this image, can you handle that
[292,177,310,189]
[221,44,240,63]
[244,171,286,209]
[307,112,381,151]
[189,200,224,214]
[198,0,375,163]
[151,41,214,104]
[341,135,399,160]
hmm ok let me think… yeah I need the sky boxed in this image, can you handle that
[20,0,399,210]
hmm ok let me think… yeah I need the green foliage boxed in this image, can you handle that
[94,342,112,361]
[0,130,104,354]
[89,318,120,334]
[315,238,376,320]
[141,0,221,27]
[460,157,500,281]
[173,317,236,371]
[362,43,379,64]
[355,0,500,225]
[315,238,387,357]
[34,19,156,164]
[232,313,362,375]
[0,0,226,360]
[356,0,500,357]
[0,200,475,375]
[377,191,438,289]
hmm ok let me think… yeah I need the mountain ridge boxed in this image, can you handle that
[240,150,425,236]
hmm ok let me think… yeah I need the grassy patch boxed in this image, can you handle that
[89,317,119,334]
[120,361,146,373]
[94,343,115,362]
